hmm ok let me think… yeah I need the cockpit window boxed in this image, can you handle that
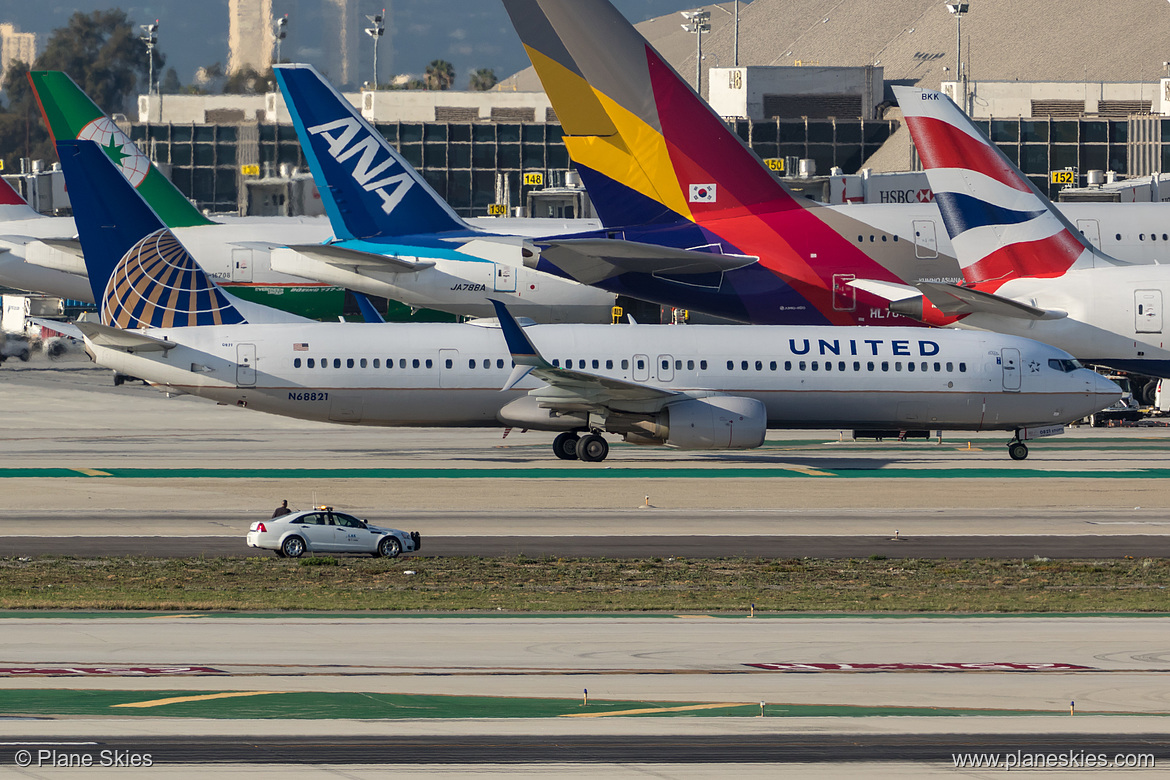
[1048,358,1082,372]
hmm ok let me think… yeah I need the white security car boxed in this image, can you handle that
[247,507,421,559]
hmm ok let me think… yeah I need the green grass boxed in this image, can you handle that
[2,556,1169,613]
[0,689,1127,720]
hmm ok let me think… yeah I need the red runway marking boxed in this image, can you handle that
[746,662,1096,673]
[0,666,225,676]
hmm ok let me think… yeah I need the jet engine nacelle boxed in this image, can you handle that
[663,396,767,450]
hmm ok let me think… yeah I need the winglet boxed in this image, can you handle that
[352,291,386,323]
[489,298,546,390]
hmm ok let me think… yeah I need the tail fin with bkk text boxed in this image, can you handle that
[273,63,467,240]
[894,86,1114,287]
[57,140,252,329]
[29,71,214,228]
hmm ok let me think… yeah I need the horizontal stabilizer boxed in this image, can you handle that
[37,238,84,257]
[75,320,177,352]
[284,243,435,272]
[916,282,1066,321]
[28,317,83,341]
[533,239,756,284]
[846,278,922,303]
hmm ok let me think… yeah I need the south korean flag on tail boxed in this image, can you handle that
[689,183,717,203]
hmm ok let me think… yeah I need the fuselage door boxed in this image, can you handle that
[1001,347,1021,391]
[1136,289,1163,333]
[231,248,254,282]
[832,273,857,311]
[632,354,650,382]
[1076,218,1101,249]
[912,220,938,259]
[657,354,674,382]
[236,343,256,387]
[494,263,517,292]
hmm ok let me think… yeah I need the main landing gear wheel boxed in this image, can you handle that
[1008,441,1029,461]
[576,433,610,463]
[553,432,581,460]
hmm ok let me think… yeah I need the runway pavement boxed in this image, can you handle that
[1,733,1167,765]
[5,359,1170,772]
[7,533,1170,559]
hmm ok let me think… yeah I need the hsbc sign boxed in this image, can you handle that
[879,188,934,204]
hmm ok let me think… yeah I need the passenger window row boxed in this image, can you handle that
[724,359,966,373]
[539,358,967,374]
[855,234,902,244]
[1115,232,1170,242]
[293,357,434,369]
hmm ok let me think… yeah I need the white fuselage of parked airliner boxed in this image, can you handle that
[83,320,1117,434]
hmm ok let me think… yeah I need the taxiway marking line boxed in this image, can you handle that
[111,691,282,708]
[562,702,751,718]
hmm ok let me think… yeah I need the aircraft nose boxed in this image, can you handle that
[1091,372,1122,402]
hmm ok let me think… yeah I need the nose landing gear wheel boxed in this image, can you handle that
[1008,441,1028,461]
[553,431,581,460]
[576,433,609,463]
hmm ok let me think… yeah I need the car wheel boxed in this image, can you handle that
[281,535,306,558]
[378,536,402,558]
[274,549,286,558]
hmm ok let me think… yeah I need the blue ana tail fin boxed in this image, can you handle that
[57,140,248,328]
[274,63,467,240]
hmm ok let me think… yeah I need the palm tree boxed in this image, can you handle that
[469,68,497,92]
[424,59,456,91]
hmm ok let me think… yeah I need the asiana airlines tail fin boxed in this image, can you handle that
[502,0,802,230]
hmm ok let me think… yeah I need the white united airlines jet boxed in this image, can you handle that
[55,138,1116,461]
[851,87,1170,384]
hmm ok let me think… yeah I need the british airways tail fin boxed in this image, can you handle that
[57,140,252,329]
[502,0,801,229]
[894,86,1117,285]
[273,63,467,240]
[0,176,41,221]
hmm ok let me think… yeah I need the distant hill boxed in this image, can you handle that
[1,0,697,93]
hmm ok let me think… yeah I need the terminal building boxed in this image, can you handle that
[18,0,1170,215]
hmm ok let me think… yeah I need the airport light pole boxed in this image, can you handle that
[681,10,711,95]
[140,20,158,96]
[946,2,969,113]
[275,14,288,65]
[365,9,386,88]
[712,2,740,67]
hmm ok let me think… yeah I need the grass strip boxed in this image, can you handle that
[2,556,1170,613]
[0,689,1118,719]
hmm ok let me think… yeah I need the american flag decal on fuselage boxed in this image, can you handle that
[101,228,247,329]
